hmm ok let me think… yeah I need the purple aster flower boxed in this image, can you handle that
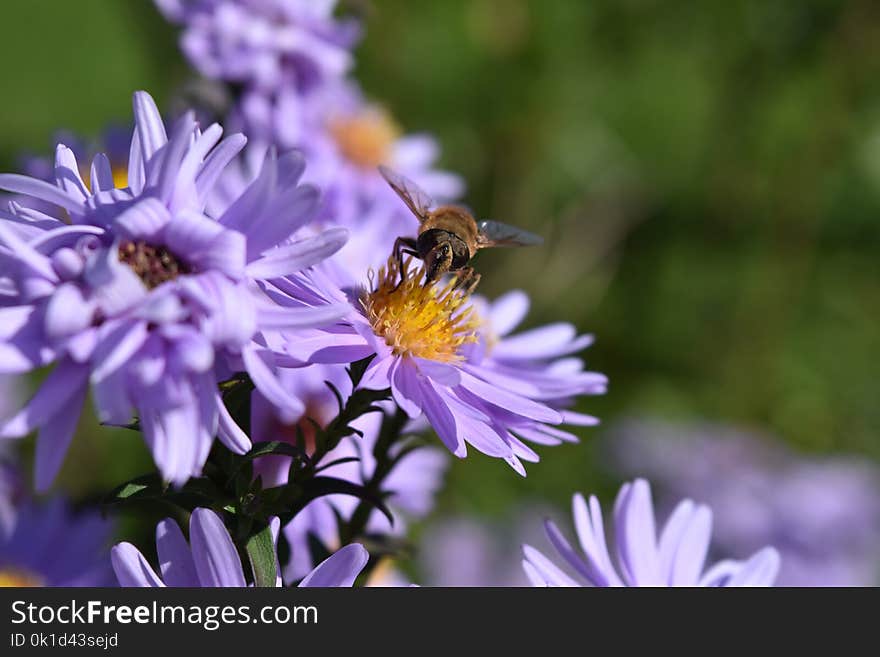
[111,507,368,587]
[605,419,880,586]
[0,463,115,587]
[248,363,448,582]
[523,479,781,587]
[0,90,350,489]
[282,265,606,475]
[155,0,360,94]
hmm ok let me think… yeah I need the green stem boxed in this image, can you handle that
[339,406,409,545]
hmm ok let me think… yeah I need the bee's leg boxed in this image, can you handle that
[453,267,481,295]
[393,236,419,284]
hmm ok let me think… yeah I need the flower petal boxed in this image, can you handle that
[572,494,623,587]
[666,502,712,586]
[614,479,662,586]
[0,359,88,438]
[216,395,251,455]
[34,382,87,491]
[488,290,530,336]
[44,283,96,340]
[195,133,248,206]
[113,197,172,241]
[245,227,348,279]
[0,173,83,212]
[257,303,349,330]
[111,542,166,587]
[726,547,781,587]
[242,345,305,423]
[54,145,89,203]
[298,543,368,587]
[155,518,200,586]
[90,153,116,193]
[245,185,321,258]
[189,508,246,587]
[521,545,580,587]
[91,321,149,384]
[458,371,562,424]
[133,91,168,169]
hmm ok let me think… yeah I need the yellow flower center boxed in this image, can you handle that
[329,109,399,170]
[361,256,479,363]
[0,568,44,587]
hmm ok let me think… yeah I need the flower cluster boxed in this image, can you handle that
[0,0,805,591]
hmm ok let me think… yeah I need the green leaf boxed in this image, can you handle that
[103,474,164,504]
[314,456,361,474]
[103,473,232,513]
[243,440,310,462]
[347,354,376,388]
[324,380,345,414]
[245,522,278,588]
[100,418,141,432]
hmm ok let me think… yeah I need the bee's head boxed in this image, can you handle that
[424,242,453,283]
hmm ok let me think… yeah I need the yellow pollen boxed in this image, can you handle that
[361,256,479,363]
[111,166,129,190]
[0,568,43,587]
[329,109,400,170]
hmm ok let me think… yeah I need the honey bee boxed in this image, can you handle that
[379,165,543,293]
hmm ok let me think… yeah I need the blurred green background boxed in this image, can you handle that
[1,0,878,561]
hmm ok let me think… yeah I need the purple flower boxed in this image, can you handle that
[418,508,555,587]
[0,463,114,587]
[156,0,360,94]
[605,419,880,586]
[111,507,368,587]
[249,363,448,582]
[0,91,349,488]
[284,266,605,475]
[523,479,781,587]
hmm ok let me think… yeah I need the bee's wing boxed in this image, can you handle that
[378,165,434,222]
[476,219,544,248]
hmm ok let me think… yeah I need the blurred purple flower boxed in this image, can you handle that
[112,507,368,587]
[523,479,780,587]
[6,126,133,219]
[418,508,555,587]
[605,419,880,586]
[214,82,463,281]
[0,90,349,488]
[155,0,360,94]
[0,463,114,587]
